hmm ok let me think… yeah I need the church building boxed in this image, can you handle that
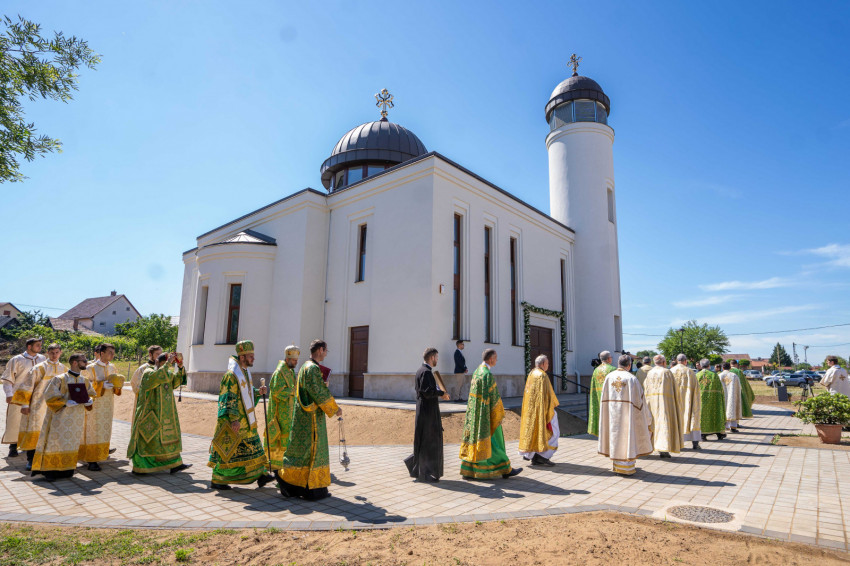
[176,60,623,400]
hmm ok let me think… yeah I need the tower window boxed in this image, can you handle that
[607,188,615,223]
[484,226,492,343]
[356,224,367,282]
[510,237,518,346]
[549,99,608,131]
[226,283,242,344]
[453,214,462,340]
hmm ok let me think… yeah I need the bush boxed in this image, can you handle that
[794,393,850,426]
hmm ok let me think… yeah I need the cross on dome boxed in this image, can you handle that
[568,53,582,76]
[375,88,394,119]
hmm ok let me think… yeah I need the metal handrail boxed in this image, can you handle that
[553,373,590,394]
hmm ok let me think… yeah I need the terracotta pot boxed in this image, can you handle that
[815,424,843,444]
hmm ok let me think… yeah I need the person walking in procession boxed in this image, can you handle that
[454,340,468,401]
[127,352,191,474]
[643,355,683,458]
[459,349,521,480]
[671,354,702,450]
[598,355,653,475]
[130,345,162,423]
[2,337,46,457]
[822,355,850,396]
[265,345,301,471]
[518,355,560,467]
[635,356,652,388]
[719,362,742,433]
[31,353,95,481]
[697,359,726,441]
[730,360,755,421]
[405,347,449,482]
[208,340,274,490]
[279,340,341,501]
[10,343,66,470]
[587,351,616,436]
[80,343,124,471]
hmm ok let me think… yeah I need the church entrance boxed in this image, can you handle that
[529,325,554,389]
[348,326,369,398]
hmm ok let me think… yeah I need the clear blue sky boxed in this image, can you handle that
[4,1,849,361]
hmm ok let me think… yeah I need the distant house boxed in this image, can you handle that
[0,316,20,332]
[47,317,103,337]
[721,353,752,363]
[57,291,141,336]
[0,303,22,319]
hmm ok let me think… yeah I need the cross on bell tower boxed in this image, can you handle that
[568,53,582,76]
[375,88,394,119]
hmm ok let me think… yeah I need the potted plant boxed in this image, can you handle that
[794,393,850,444]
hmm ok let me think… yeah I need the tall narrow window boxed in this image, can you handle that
[607,188,615,223]
[194,285,209,345]
[356,224,367,282]
[560,259,566,313]
[484,227,492,343]
[510,237,518,345]
[226,284,242,344]
[614,315,623,352]
[453,214,462,340]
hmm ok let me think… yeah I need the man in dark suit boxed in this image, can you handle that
[454,340,468,401]
[404,348,449,482]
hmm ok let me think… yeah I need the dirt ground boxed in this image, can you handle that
[774,435,850,451]
[3,512,848,566]
[113,392,528,445]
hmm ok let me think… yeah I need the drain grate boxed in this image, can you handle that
[667,505,734,524]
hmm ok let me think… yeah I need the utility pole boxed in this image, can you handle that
[803,345,809,365]
[792,342,798,366]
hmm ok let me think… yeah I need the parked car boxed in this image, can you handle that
[744,370,763,380]
[800,370,821,382]
[764,372,789,381]
[766,373,811,387]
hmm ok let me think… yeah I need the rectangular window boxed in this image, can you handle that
[510,237,518,346]
[356,224,367,282]
[484,226,492,343]
[453,214,462,340]
[348,166,363,184]
[614,315,623,352]
[366,165,384,177]
[226,283,242,344]
[607,188,615,223]
[194,285,209,345]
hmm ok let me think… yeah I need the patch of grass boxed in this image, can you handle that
[174,548,193,562]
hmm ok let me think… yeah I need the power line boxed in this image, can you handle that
[9,303,69,311]
[624,322,850,338]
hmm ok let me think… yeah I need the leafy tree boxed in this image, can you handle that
[115,314,177,354]
[823,356,848,369]
[0,309,50,341]
[657,320,730,364]
[739,359,751,369]
[635,349,657,359]
[770,343,793,367]
[795,362,812,371]
[0,15,100,183]
[708,354,724,366]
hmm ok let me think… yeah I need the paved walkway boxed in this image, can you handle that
[0,401,848,552]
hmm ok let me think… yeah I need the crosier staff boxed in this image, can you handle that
[260,377,271,475]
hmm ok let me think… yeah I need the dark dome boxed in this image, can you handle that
[320,118,427,189]
[545,75,610,123]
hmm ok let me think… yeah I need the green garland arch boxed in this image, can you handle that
[521,301,567,386]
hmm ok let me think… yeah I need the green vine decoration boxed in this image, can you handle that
[521,301,567,387]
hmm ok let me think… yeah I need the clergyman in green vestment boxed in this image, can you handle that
[587,352,616,436]
[730,361,755,419]
[696,359,727,440]
[459,349,521,480]
[278,339,341,501]
[127,352,191,474]
[265,345,300,470]
[208,340,275,490]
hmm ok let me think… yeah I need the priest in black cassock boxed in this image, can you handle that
[404,347,449,483]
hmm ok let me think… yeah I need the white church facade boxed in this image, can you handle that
[177,63,623,400]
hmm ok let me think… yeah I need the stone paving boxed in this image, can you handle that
[0,399,848,553]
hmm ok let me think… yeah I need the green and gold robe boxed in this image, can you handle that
[279,360,340,490]
[730,367,754,418]
[265,361,297,470]
[459,363,512,479]
[697,369,726,435]
[127,364,186,473]
[587,362,615,436]
[208,357,267,484]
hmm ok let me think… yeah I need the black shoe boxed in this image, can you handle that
[730,428,739,433]
[659,452,671,458]
[257,473,275,488]
[8,444,18,457]
[717,433,727,440]
[692,442,701,450]
[87,462,101,472]
[531,455,555,467]
[522,456,531,461]
[25,461,32,471]
[131,470,144,475]
[419,475,440,483]
[502,468,522,478]
[108,448,117,455]
[701,434,708,441]
[210,482,231,490]
[170,463,192,474]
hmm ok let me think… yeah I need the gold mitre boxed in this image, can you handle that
[235,340,254,356]
[284,345,301,358]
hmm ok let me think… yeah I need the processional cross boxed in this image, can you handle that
[568,53,582,76]
[375,88,394,119]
